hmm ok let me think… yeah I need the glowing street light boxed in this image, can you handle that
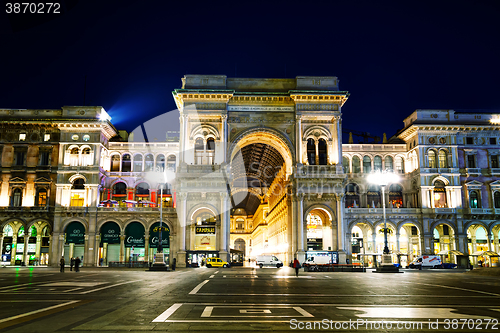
[367,170,400,273]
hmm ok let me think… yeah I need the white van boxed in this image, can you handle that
[304,256,333,266]
[256,255,283,268]
[408,255,442,269]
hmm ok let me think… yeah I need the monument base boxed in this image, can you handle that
[148,253,169,271]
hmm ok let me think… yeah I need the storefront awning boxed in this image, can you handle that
[471,251,499,257]
[437,250,464,255]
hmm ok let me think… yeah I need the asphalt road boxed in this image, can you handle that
[0,266,499,332]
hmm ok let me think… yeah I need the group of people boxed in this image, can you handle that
[59,256,81,272]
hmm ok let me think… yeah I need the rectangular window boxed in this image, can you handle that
[492,155,499,169]
[38,192,47,206]
[39,152,50,166]
[466,137,474,145]
[490,138,497,145]
[15,152,25,166]
[44,134,50,142]
[19,134,26,141]
[467,155,476,168]
[70,193,84,207]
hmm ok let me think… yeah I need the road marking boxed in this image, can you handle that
[192,293,498,297]
[189,280,209,295]
[42,282,106,287]
[240,309,271,314]
[63,287,83,293]
[411,282,500,297]
[152,303,182,322]
[79,280,141,294]
[293,307,314,317]
[201,306,213,317]
[337,307,494,319]
[214,271,219,274]
[0,301,80,324]
[223,275,226,278]
[209,275,215,278]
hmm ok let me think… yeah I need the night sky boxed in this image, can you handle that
[1,0,499,141]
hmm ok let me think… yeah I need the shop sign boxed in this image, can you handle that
[66,222,85,244]
[195,226,215,234]
[194,234,216,250]
[101,222,120,244]
[149,223,170,247]
[125,222,145,248]
[16,243,24,253]
[27,244,36,253]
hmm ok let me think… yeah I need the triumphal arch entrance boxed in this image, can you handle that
[173,75,349,267]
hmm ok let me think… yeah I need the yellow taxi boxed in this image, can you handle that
[206,257,230,268]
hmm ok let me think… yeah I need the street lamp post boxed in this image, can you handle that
[367,170,401,273]
[146,170,174,271]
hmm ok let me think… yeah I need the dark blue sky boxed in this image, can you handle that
[1,0,499,141]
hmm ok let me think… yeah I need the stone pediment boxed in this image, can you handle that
[35,177,52,183]
[490,180,500,187]
[465,180,483,188]
[9,177,26,183]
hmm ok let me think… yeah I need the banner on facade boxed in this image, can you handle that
[66,222,85,244]
[195,226,215,234]
[194,234,216,250]
[101,222,120,244]
[125,222,145,248]
[149,223,170,247]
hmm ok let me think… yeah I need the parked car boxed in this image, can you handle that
[408,255,442,269]
[256,255,283,268]
[206,257,230,268]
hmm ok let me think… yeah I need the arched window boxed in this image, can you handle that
[345,183,360,208]
[122,154,131,172]
[72,178,85,190]
[135,182,150,201]
[36,188,47,207]
[71,178,85,206]
[352,156,361,173]
[374,156,382,171]
[438,150,448,168]
[469,191,479,208]
[195,138,204,151]
[111,155,120,172]
[428,150,436,168]
[206,138,215,151]
[156,154,165,172]
[307,139,316,165]
[389,184,403,208]
[385,156,393,171]
[206,138,215,165]
[70,147,79,166]
[367,184,381,208]
[363,156,371,173]
[112,182,127,200]
[494,191,500,209]
[11,188,22,207]
[318,139,327,165]
[81,147,92,166]
[395,157,404,173]
[342,156,350,173]
[133,154,143,172]
[144,154,154,172]
[433,180,447,208]
[167,155,176,171]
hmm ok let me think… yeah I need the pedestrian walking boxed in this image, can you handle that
[75,257,81,272]
[99,257,103,267]
[70,257,74,271]
[293,257,300,277]
[60,256,65,272]
[172,258,176,271]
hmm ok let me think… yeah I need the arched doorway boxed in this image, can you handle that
[100,222,121,265]
[433,223,457,264]
[148,222,170,264]
[229,128,294,264]
[375,223,396,263]
[124,222,145,262]
[1,224,14,265]
[189,208,217,266]
[398,223,421,267]
[350,222,371,266]
[64,221,86,264]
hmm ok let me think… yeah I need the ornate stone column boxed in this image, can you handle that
[23,233,29,265]
[220,192,230,262]
[221,115,228,163]
[296,115,302,164]
[119,234,125,262]
[177,192,188,267]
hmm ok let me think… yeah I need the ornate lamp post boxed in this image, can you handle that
[367,170,401,273]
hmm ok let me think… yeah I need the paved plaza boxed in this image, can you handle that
[0,266,499,332]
